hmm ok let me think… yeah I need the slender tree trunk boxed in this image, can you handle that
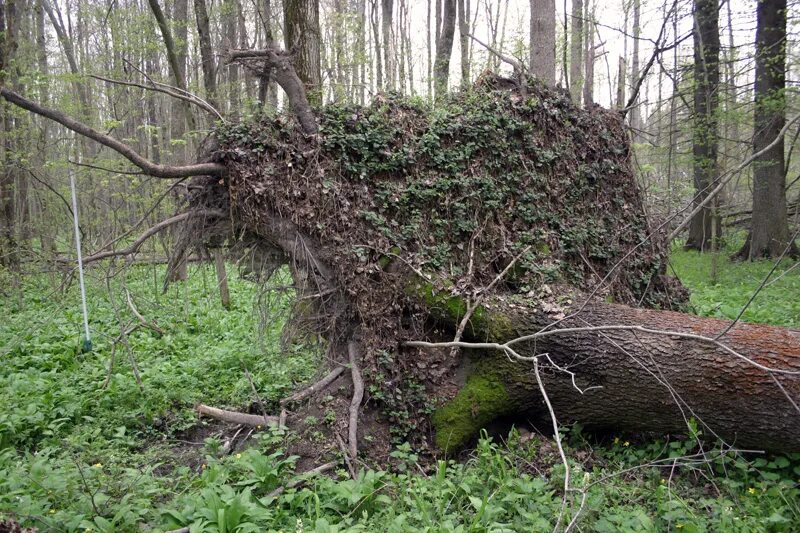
[194,0,218,108]
[569,0,583,102]
[628,0,642,132]
[616,56,625,108]
[214,248,231,310]
[529,0,555,84]
[381,0,394,91]
[146,0,195,130]
[433,0,456,100]
[223,0,241,116]
[0,0,18,268]
[371,0,383,90]
[457,0,469,87]
[685,0,721,252]
[357,0,367,104]
[427,0,433,98]
[738,0,797,259]
[285,0,322,105]
[582,2,594,107]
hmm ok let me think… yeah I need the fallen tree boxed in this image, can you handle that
[4,58,799,465]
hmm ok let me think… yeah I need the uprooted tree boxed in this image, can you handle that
[3,53,799,468]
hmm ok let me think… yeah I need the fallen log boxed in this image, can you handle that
[414,292,800,452]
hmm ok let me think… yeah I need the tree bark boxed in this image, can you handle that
[284,0,322,105]
[146,0,195,131]
[194,0,218,109]
[685,0,721,252]
[582,2,594,107]
[628,0,641,132]
[569,0,583,102]
[433,0,456,100]
[381,0,394,91]
[529,0,555,84]
[424,296,800,453]
[738,0,798,259]
[213,248,231,310]
[457,0,470,87]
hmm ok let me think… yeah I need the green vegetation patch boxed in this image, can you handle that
[432,373,511,453]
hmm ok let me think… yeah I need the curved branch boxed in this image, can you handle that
[68,209,225,265]
[0,88,226,178]
[89,74,223,121]
[228,48,318,135]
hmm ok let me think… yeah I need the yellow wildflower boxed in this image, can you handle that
[613,437,620,445]
[49,509,56,514]
[92,463,103,468]
[748,487,757,495]
[676,524,684,529]
[623,441,630,447]
[235,453,242,460]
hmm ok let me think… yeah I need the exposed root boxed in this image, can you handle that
[280,365,345,406]
[347,341,364,462]
[196,404,278,427]
[335,432,356,478]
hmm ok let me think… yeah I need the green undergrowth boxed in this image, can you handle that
[670,235,800,327]
[2,261,799,531]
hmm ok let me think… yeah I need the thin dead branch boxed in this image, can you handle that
[196,404,279,426]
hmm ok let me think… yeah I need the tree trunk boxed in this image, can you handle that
[284,0,322,105]
[582,2,594,107]
[685,0,721,252]
[194,0,218,109]
[381,0,394,91]
[738,0,798,259]
[529,0,555,84]
[213,248,231,310]
[457,0,469,87]
[433,0,456,100]
[568,0,583,102]
[428,297,800,453]
[628,0,641,132]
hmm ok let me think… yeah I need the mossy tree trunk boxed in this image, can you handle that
[429,296,800,453]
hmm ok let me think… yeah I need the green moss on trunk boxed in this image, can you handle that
[431,373,511,452]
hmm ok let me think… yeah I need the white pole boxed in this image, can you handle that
[69,167,92,350]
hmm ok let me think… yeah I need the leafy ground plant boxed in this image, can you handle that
[1,260,799,531]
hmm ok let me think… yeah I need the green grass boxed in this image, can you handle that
[1,260,799,532]
[669,237,800,327]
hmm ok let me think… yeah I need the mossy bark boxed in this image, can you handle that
[429,296,800,453]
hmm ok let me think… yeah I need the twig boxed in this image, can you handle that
[449,246,531,356]
[265,461,338,499]
[406,324,800,375]
[125,288,164,334]
[244,367,271,426]
[467,33,525,74]
[530,354,570,533]
[715,225,800,340]
[89,73,223,121]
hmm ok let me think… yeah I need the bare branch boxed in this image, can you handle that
[0,88,226,178]
[89,74,223,121]
[196,404,279,426]
[68,209,225,265]
[228,48,319,135]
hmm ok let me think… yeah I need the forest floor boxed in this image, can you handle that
[1,239,799,532]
